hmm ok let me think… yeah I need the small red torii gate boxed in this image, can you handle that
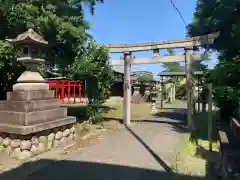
[46,80,83,104]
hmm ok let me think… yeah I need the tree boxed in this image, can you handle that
[162,48,183,72]
[192,61,207,72]
[0,41,24,99]
[0,0,103,77]
[0,1,116,122]
[133,71,154,83]
[188,0,240,59]
[188,0,240,120]
[69,40,114,123]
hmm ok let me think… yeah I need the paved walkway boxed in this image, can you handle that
[27,124,183,179]
[1,101,188,180]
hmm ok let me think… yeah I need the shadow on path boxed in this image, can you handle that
[126,126,172,173]
[0,159,203,180]
[104,116,189,134]
[153,108,187,122]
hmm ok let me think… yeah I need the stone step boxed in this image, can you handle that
[0,99,60,112]
[0,108,67,126]
[0,116,76,135]
[7,90,55,101]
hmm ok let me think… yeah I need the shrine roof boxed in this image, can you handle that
[6,29,48,45]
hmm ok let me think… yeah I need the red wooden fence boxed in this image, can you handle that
[46,80,82,104]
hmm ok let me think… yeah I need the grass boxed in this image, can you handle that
[63,101,155,123]
[62,102,126,138]
[171,111,220,180]
[62,102,153,122]
[103,102,153,120]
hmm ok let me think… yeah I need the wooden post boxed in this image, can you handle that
[208,83,213,151]
[169,83,173,103]
[197,76,200,111]
[173,83,176,101]
[123,51,132,126]
[202,85,207,113]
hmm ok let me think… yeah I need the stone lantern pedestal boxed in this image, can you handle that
[13,57,49,91]
[0,29,76,160]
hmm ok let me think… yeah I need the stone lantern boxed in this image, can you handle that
[0,29,76,160]
[7,28,49,91]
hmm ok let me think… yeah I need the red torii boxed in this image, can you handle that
[46,80,82,104]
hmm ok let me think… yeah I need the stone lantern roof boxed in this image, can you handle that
[6,28,48,45]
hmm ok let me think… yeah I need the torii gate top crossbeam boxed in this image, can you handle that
[105,32,219,53]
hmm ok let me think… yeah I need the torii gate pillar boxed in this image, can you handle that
[185,47,195,130]
[123,51,132,126]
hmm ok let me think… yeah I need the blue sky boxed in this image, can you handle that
[84,0,218,78]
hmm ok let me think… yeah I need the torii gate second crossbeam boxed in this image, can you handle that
[105,32,219,130]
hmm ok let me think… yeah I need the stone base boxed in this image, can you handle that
[0,124,76,160]
[0,116,76,135]
[0,90,76,135]
[7,90,55,101]
[0,88,77,160]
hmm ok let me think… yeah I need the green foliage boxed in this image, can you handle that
[37,64,44,77]
[188,0,240,58]
[0,41,24,99]
[0,0,103,96]
[0,0,115,124]
[163,48,186,100]
[188,0,240,120]
[205,56,240,119]
[192,61,207,72]
[162,48,207,100]
[69,41,114,123]
[175,83,187,100]
[132,71,154,83]
[163,48,183,73]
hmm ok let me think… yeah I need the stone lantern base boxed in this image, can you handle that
[0,89,76,160]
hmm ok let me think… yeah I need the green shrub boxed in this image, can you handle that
[176,83,187,100]
[69,41,114,124]
[213,86,239,121]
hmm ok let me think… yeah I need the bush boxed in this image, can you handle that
[176,83,187,100]
[213,87,239,121]
[69,41,114,123]
[206,56,240,121]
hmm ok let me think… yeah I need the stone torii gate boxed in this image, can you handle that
[105,32,219,130]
